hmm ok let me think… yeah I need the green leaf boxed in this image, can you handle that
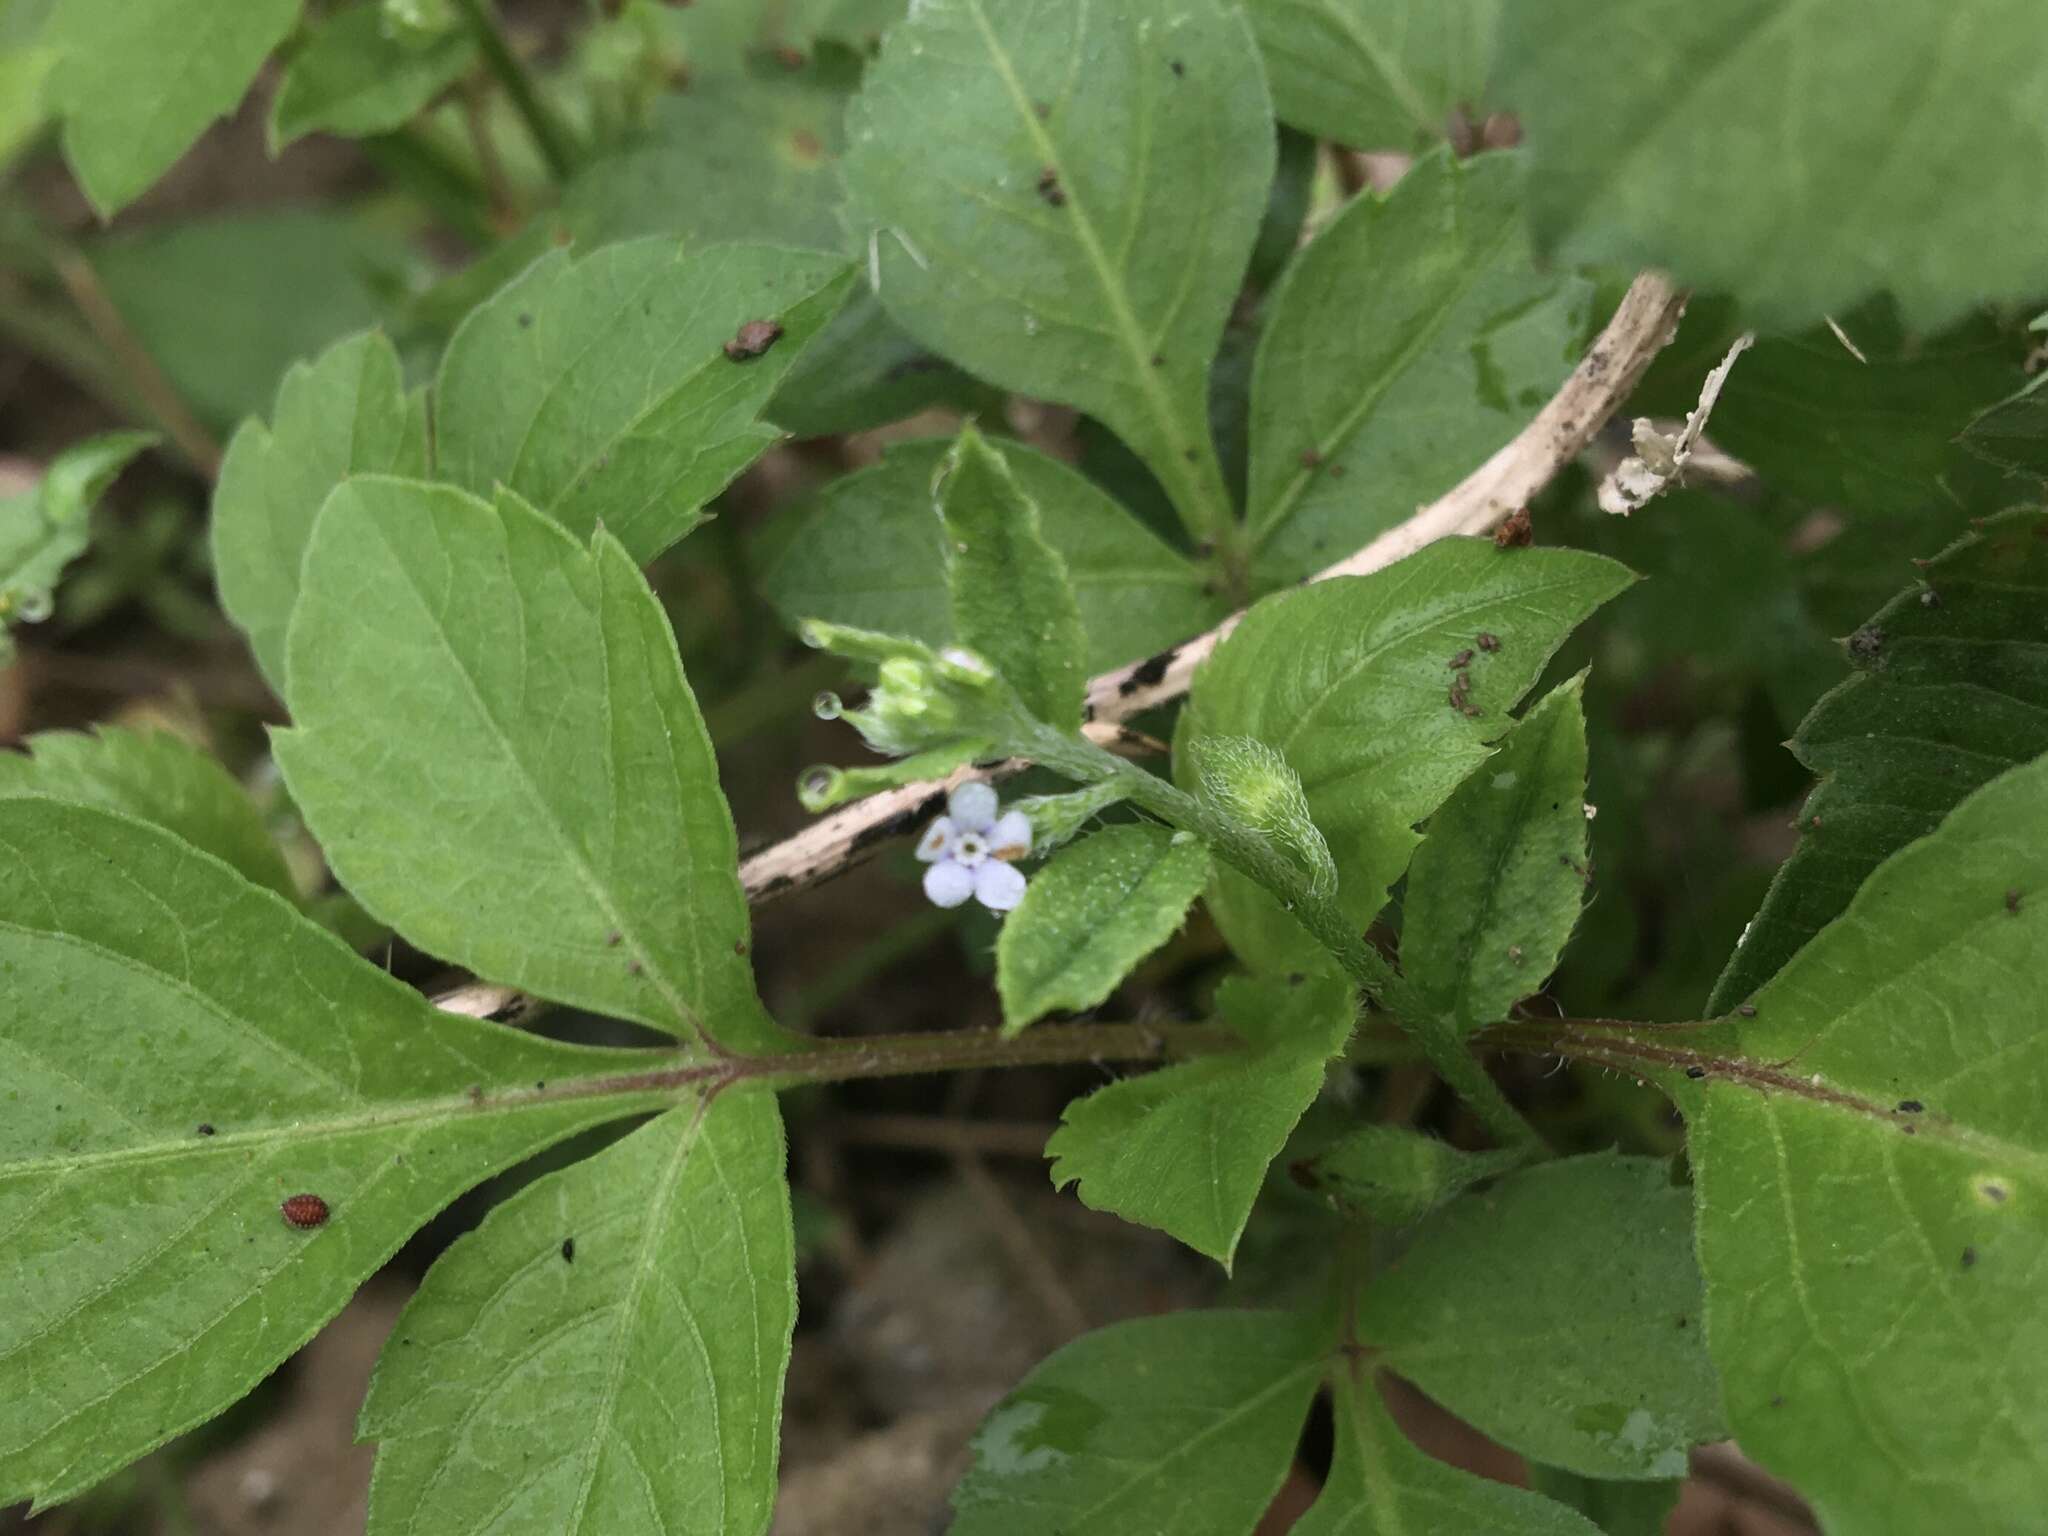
[1247,149,1592,585]
[41,0,300,215]
[1527,1467,1681,1536]
[937,425,1087,728]
[1297,1368,1603,1536]
[270,3,475,148]
[1961,370,2048,485]
[433,237,854,562]
[1400,677,1590,1034]
[1180,539,1632,972]
[1243,0,1499,149]
[843,0,1273,547]
[1288,1123,1518,1228]
[274,477,780,1051]
[1712,507,2048,1010]
[561,73,848,251]
[0,40,55,166]
[1688,751,2048,1533]
[997,823,1209,1034]
[759,437,1222,674]
[360,1093,793,1536]
[0,726,294,900]
[1046,971,1354,1264]
[949,1311,1325,1535]
[1496,0,2048,329]
[211,330,429,692]
[0,801,663,1509]
[1358,1152,1725,1479]
[0,430,152,659]
[91,209,424,432]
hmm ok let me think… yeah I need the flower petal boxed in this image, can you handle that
[914,816,957,862]
[923,859,975,908]
[948,780,999,832]
[988,810,1033,860]
[974,859,1027,913]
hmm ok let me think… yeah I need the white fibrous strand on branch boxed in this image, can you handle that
[1598,331,1753,516]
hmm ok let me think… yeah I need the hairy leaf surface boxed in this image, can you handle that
[362,1094,793,1536]
[0,802,659,1509]
[211,331,428,692]
[1181,539,1631,972]
[1690,752,2048,1534]
[1046,972,1353,1264]
[434,238,853,562]
[843,0,1273,547]
[276,478,778,1050]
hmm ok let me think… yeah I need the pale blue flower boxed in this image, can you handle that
[916,781,1032,911]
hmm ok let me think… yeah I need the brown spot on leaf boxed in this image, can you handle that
[1493,507,1533,548]
[1476,632,1501,652]
[1035,167,1066,207]
[724,319,785,361]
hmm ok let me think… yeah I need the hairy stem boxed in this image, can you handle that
[1014,721,1545,1153]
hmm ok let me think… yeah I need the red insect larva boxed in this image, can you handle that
[280,1193,331,1230]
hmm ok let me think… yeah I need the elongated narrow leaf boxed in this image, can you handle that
[1243,0,1499,149]
[1249,149,1592,584]
[275,477,781,1051]
[270,4,475,148]
[434,238,854,562]
[1401,678,1590,1034]
[949,1311,1325,1535]
[211,330,428,691]
[1688,752,2048,1535]
[1713,508,2048,1009]
[0,802,667,1509]
[1181,539,1631,972]
[1297,1369,1601,1536]
[361,1093,793,1536]
[1047,972,1354,1264]
[1289,1123,1518,1228]
[0,726,293,900]
[938,425,1087,727]
[843,0,1273,546]
[42,0,300,216]
[1358,1153,1724,1479]
[1496,0,2048,330]
[998,824,1209,1033]
[760,437,1221,672]
[0,430,153,661]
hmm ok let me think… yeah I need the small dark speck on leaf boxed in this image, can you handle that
[1034,100,1050,119]
[1770,1395,1786,1408]
[1898,1099,1923,1113]
[1035,167,1066,206]
[1848,624,1885,663]
[1328,464,1346,478]
[561,1238,576,1263]
[605,930,623,947]
[734,939,749,956]
[517,313,532,328]
[1476,632,1500,652]
[1675,1315,1689,1329]
[1961,1245,1977,1270]
[1300,447,1323,469]
[1449,649,1473,669]
[467,1084,485,1105]
[1183,448,1198,462]
[2006,889,2023,916]
[1684,1066,1707,1080]
[627,959,644,976]
[724,319,784,361]
[1170,59,1185,77]
[1737,1004,1758,1018]
[196,1123,215,1136]
[1150,352,1165,367]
